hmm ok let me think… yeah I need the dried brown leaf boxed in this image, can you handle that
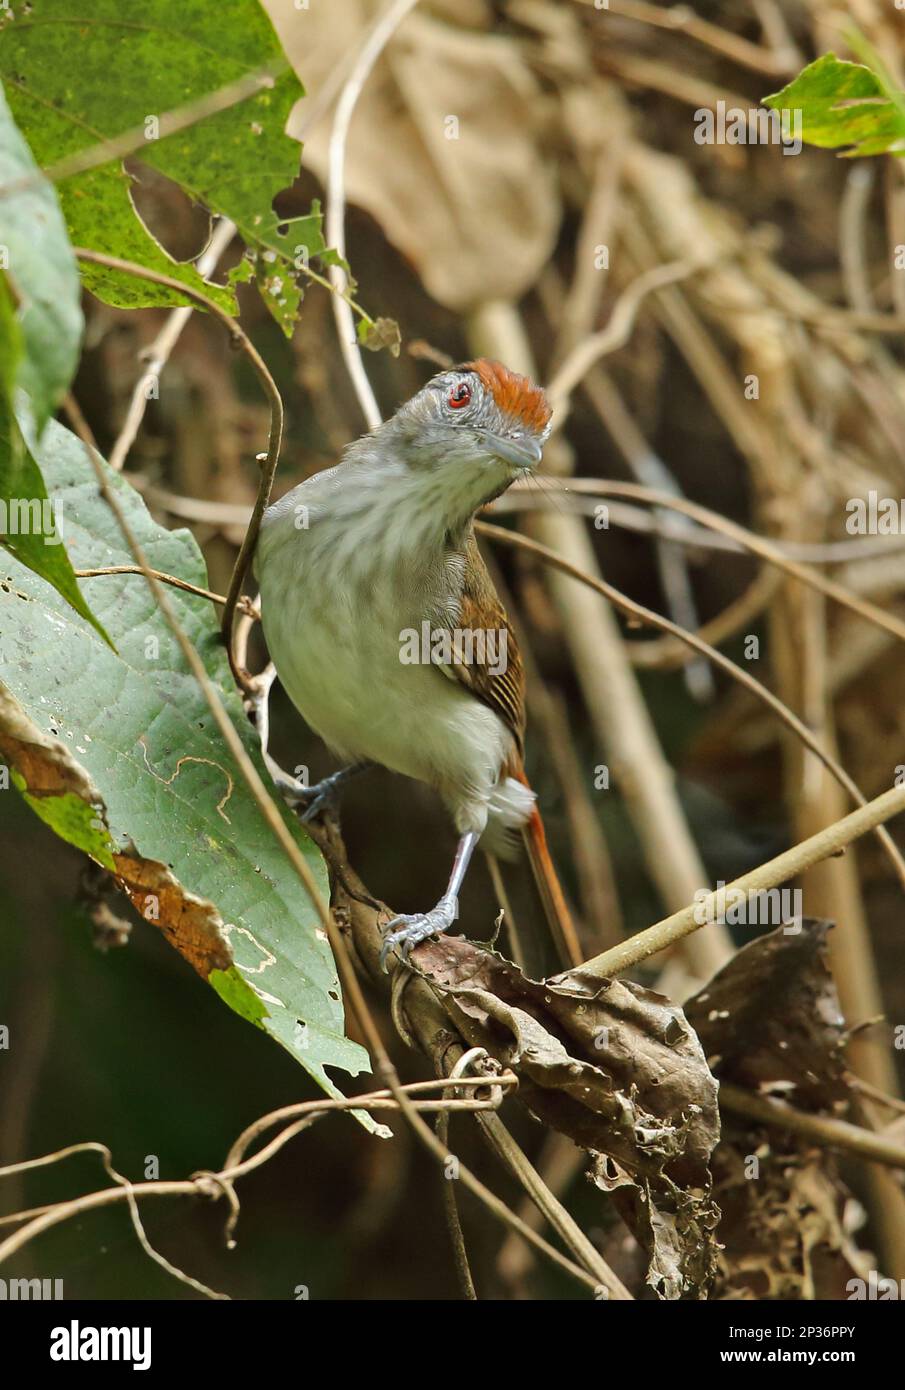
[687,919,848,1108]
[271,2,560,311]
[415,934,721,1297]
[687,921,872,1299]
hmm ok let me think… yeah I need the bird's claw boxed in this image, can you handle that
[297,787,337,824]
[379,897,458,972]
[287,772,344,824]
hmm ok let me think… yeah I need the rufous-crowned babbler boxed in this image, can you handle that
[255,358,573,969]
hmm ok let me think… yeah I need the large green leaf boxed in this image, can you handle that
[0,0,336,332]
[0,255,107,642]
[0,397,111,645]
[0,83,106,640]
[0,83,82,430]
[764,53,905,157]
[0,417,372,1099]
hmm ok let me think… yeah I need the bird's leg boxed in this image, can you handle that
[380,831,478,971]
[252,669,371,821]
[285,762,372,823]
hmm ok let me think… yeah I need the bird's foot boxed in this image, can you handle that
[379,895,459,972]
[284,766,363,824]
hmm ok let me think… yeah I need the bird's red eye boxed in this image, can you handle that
[448,381,472,409]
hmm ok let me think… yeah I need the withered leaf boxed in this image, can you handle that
[686,919,848,1109]
[414,934,721,1298]
[358,315,402,356]
[708,1135,870,1300]
[686,921,871,1299]
[271,2,560,312]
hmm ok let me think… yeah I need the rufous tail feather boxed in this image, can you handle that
[512,762,582,968]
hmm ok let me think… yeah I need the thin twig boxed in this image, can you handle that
[74,565,239,609]
[477,520,905,891]
[546,257,710,419]
[626,568,781,672]
[326,0,420,430]
[719,1082,905,1171]
[0,1076,604,1293]
[221,1074,517,1173]
[468,302,733,979]
[125,479,905,565]
[437,1104,478,1299]
[476,1110,630,1300]
[511,479,905,646]
[72,246,283,691]
[437,1049,486,1300]
[108,217,237,473]
[583,782,905,979]
[851,1076,905,1118]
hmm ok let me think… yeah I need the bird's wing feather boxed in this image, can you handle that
[432,530,526,754]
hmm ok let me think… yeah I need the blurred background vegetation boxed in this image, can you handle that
[3,0,905,1298]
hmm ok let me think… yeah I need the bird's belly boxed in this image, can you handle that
[261,583,512,799]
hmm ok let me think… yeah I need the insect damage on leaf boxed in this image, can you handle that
[686,921,871,1299]
[0,416,371,1105]
[0,681,233,979]
[414,934,722,1299]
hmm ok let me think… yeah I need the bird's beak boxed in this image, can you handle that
[481,432,544,470]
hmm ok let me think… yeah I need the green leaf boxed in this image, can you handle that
[18,784,117,871]
[0,0,333,332]
[245,206,348,334]
[0,281,110,643]
[0,417,373,1102]
[764,53,905,157]
[60,165,237,315]
[0,83,82,430]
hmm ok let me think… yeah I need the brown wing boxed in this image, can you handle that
[436,530,526,754]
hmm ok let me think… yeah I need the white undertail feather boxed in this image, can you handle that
[481,776,536,858]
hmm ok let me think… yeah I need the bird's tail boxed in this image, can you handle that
[512,762,583,969]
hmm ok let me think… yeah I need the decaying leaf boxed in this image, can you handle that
[271,0,560,312]
[687,919,849,1109]
[358,315,402,356]
[0,681,231,979]
[414,934,721,1298]
[707,1136,871,1300]
[687,921,873,1299]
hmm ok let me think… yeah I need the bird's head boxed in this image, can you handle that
[383,358,552,502]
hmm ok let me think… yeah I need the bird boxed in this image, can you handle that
[254,358,574,969]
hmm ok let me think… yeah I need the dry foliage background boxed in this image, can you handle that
[3,0,905,1301]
